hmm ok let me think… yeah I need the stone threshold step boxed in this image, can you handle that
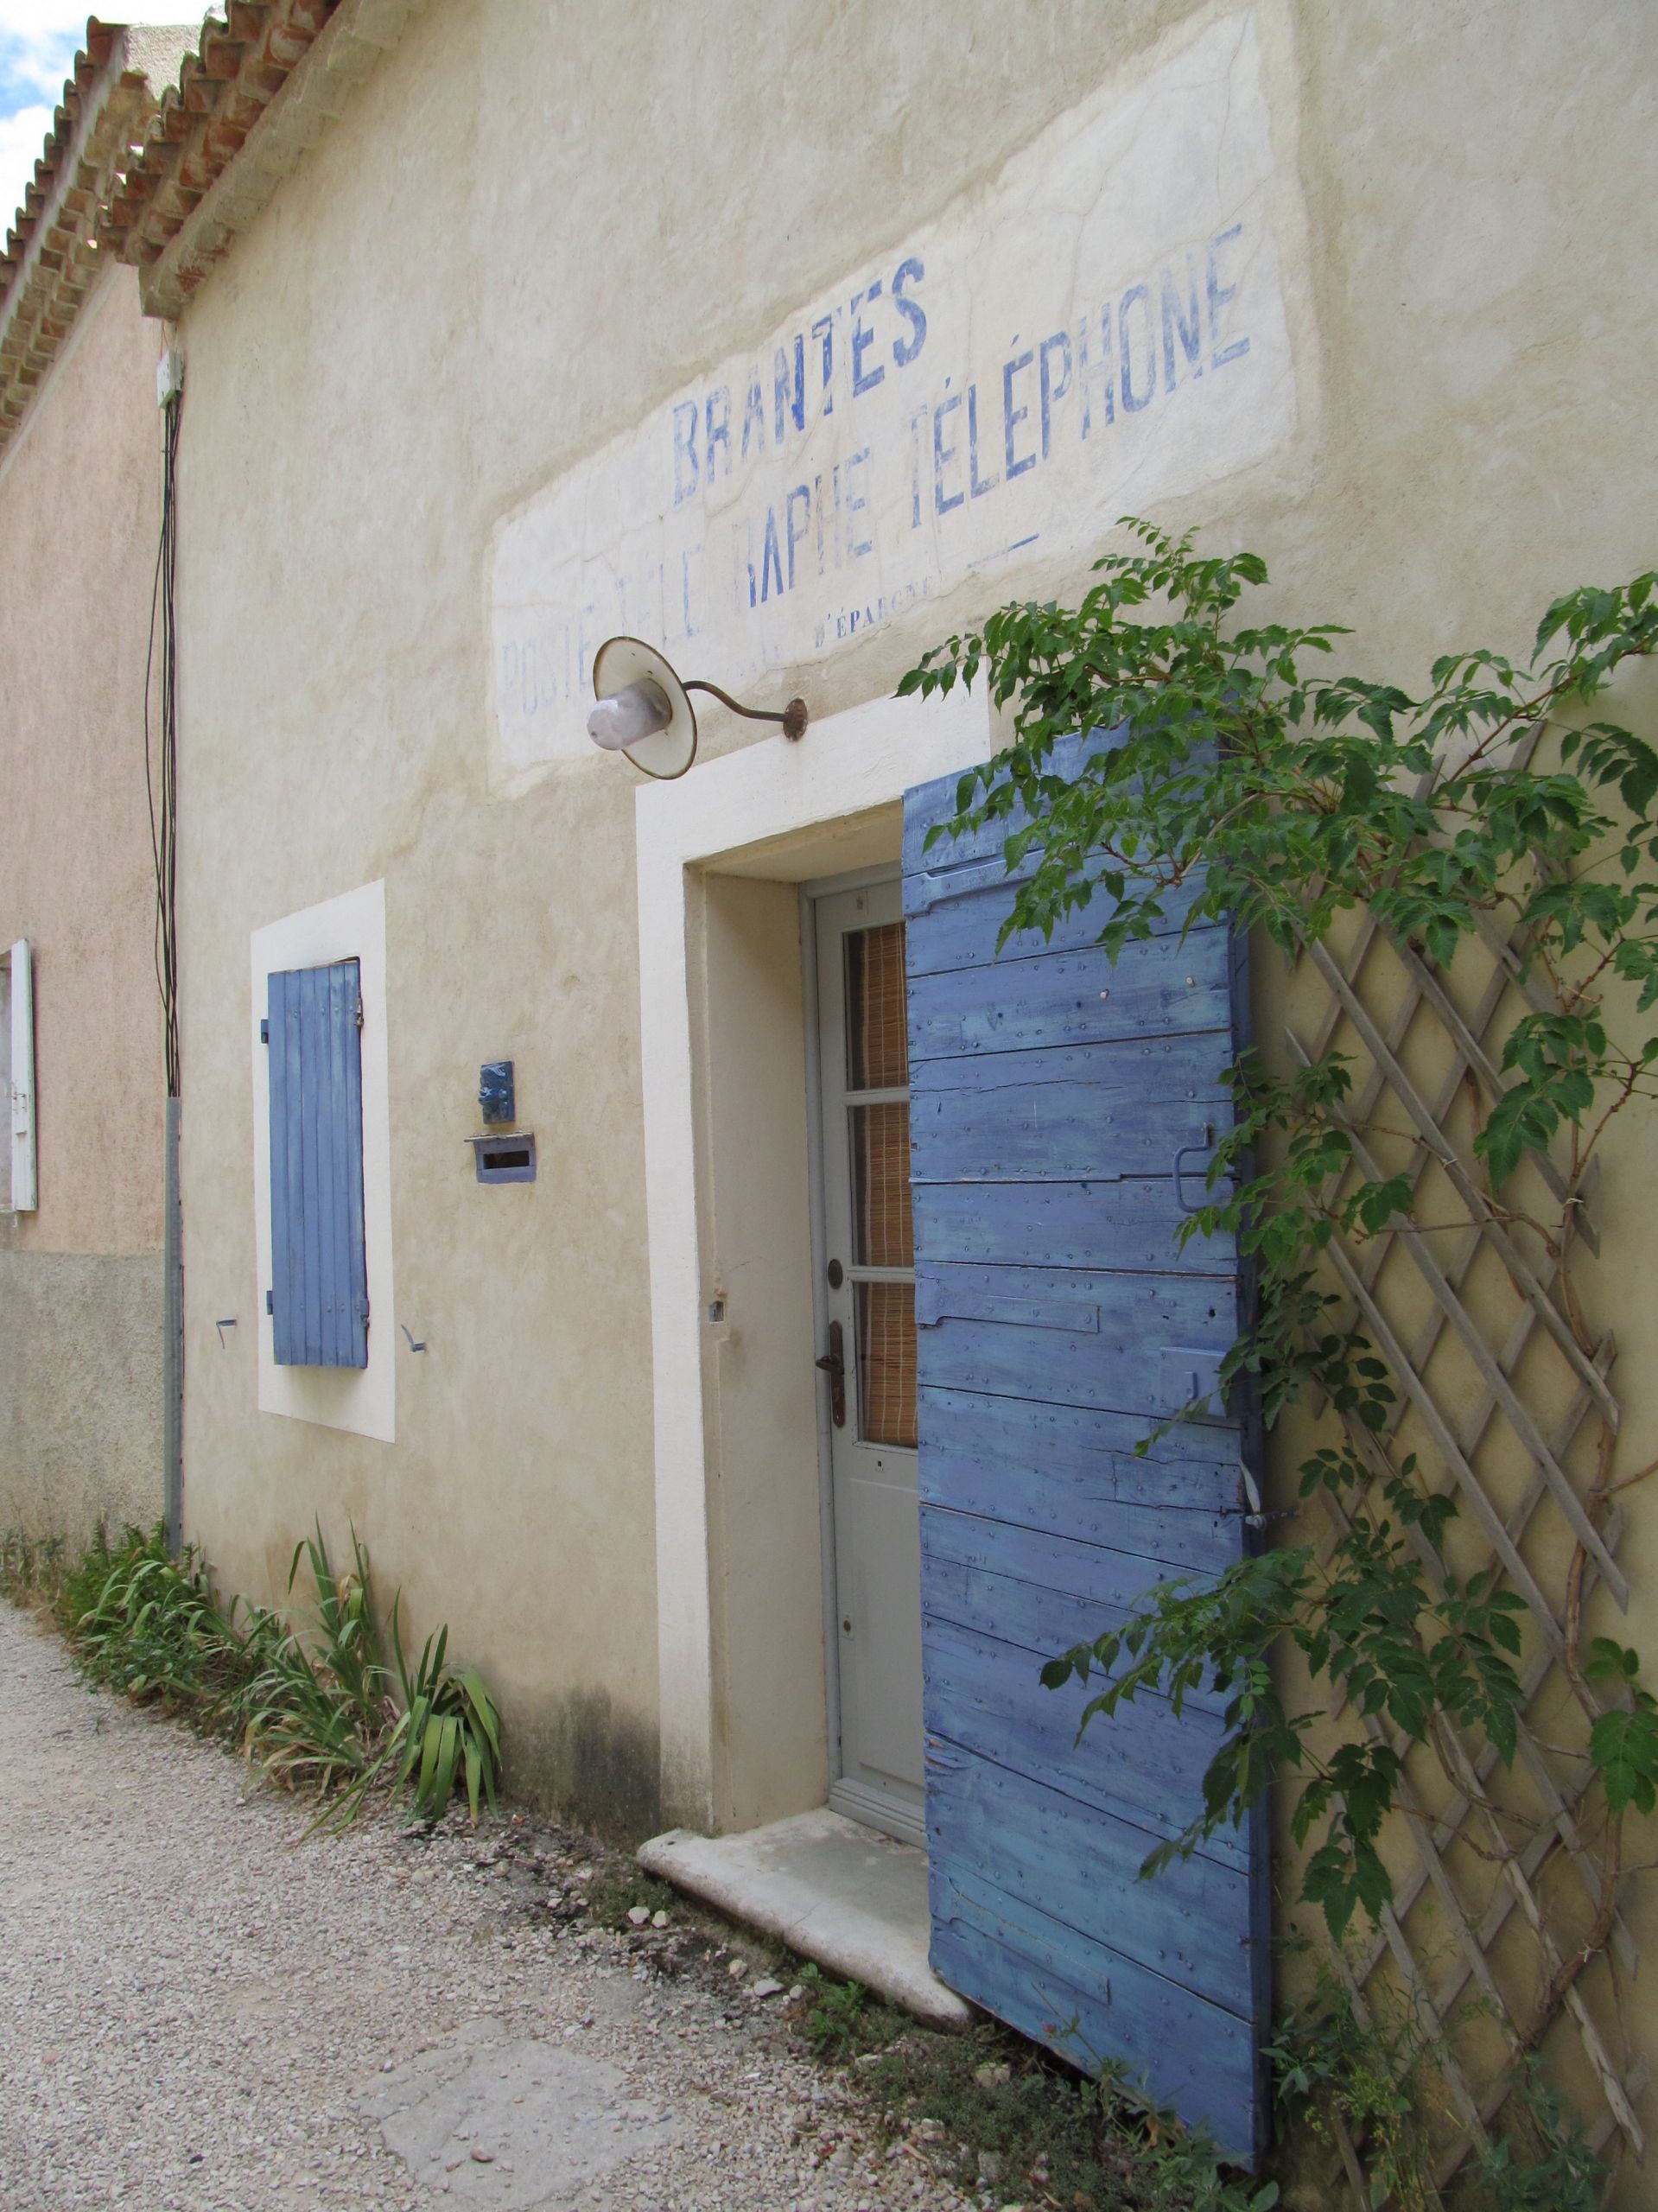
[638,1806,975,2029]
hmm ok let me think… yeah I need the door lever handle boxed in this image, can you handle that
[1173,1122,1217,1215]
[816,1319,846,1427]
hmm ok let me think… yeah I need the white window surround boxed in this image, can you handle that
[250,880,396,1441]
[636,683,993,1831]
[0,951,10,1211]
[7,940,35,1215]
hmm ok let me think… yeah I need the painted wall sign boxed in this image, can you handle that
[490,10,1295,780]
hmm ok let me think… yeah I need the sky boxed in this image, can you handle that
[1,4,194,239]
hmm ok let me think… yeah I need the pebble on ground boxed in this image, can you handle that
[0,1605,972,2212]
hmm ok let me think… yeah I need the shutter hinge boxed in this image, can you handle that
[260,1019,269,1044]
[265,1289,273,1315]
[354,996,365,1031]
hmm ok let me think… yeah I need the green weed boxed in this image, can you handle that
[67,1524,252,1718]
[1472,2061,1604,2212]
[5,1517,500,1834]
[239,1522,503,1834]
[0,1527,66,1607]
[387,1597,502,1825]
[797,1964,895,2063]
[791,1972,1274,2210]
[579,1865,678,1931]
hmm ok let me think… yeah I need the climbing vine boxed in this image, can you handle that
[900,521,1658,2188]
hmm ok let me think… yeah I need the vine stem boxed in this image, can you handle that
[1517,1809,1623,2062]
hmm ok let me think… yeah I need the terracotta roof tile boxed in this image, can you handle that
[2,0,423,402]
[98,2,340,285]
[1,20,120,299]
[101,0,428,318]
[0,22,180,454]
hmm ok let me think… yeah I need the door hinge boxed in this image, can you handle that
[265,1289,273,1315]
[260,1019,269,1044]
[354,996,365,1031]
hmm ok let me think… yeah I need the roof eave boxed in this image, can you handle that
[102,0,429,323]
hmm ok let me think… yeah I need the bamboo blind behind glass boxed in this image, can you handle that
[846,921,917,1449]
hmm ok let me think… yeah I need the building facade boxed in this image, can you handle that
[85,0,1658,2168]
[0,27,188,1545]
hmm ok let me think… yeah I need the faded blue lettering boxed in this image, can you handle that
[1207,224,1249,368]
[750,509,785,605]
[672,401,700,503]
[845,448,873,557]
[774,336,806,441]
[892,257,927,366]
[1003,349,1035,479]
[1162,258,1203,390]
[740,374,767,460]
[1039,330,1072,456]
[705,388,733,480]
[968,384,997,497]
[852,280,886,397]
[933,393,964,515]
[812,315,835,415]
[630,216,1271,672]
[1119,285,1155,411]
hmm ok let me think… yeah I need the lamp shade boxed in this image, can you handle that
[589,636,698,779]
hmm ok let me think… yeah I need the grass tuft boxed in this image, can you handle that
[789,1962,1277,2210]
[578,1864,679,1931]
[2,1518,501,1834]
[0,1527,67,1611]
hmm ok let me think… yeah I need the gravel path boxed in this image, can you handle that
[0,1605,970,2212]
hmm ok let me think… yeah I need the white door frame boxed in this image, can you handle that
[804,871,926,1847]
[799,859,912,1838]
[635,683,992,1833]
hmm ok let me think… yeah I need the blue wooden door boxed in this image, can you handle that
[266,959,370,1370]
[905,741,1268,2162]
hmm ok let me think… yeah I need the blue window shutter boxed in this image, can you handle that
[266,959,369,1370]
[905,733,1268,2164]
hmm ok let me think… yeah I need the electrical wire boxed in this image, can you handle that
[143,378,181,1098]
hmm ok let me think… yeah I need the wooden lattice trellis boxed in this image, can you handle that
[1279,759,1651,2202]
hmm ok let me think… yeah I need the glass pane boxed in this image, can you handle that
[850,1102,913,1268]
[846,920,909,1090]
[856,1280,918,1448]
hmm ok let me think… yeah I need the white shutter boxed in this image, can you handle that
[10,938,35,1212]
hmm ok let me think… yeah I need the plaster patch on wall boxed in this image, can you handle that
[490,9,1297,785]
[250,880,396,1443]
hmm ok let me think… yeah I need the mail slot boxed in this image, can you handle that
[470,1134,537,1185]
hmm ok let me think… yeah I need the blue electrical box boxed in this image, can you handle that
[480,1060,515,1123]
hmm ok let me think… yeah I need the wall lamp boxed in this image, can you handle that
[586,635,809,780]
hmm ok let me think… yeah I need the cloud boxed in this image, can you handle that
[0,100,52,234]
[0,7,193,249]
[0,9,96,119]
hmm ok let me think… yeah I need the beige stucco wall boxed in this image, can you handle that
[168,0,1657,1916]
[0,265,168,1541]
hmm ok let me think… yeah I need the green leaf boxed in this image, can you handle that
[1590,1705,1658,1815]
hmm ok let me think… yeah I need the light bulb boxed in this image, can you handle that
[587,679,672,751]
